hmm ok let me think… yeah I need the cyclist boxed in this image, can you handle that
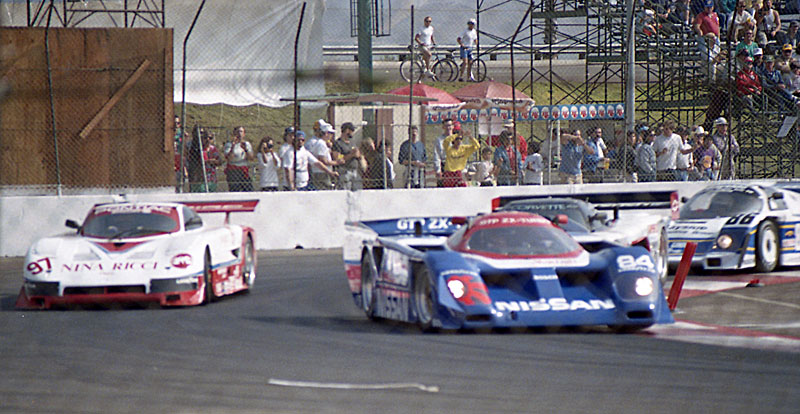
[415,16,436,78]
[458,18,478,82]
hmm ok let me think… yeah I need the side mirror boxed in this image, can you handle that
[592,212,608,223]
[771,192,784,200]
[554,214,568,225]
[65,219,80,230]
[451,217,468,226]
[681,196,689,203]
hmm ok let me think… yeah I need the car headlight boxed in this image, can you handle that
[447,279,466,299]
[634,277,654,296]
[716,234,733,250]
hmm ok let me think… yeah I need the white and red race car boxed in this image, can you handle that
[16,200,258,309]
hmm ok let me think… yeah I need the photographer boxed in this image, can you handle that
[256,137,281,191]
[224,126,255,192]
[558,129,594,185]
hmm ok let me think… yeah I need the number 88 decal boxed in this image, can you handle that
[726,213,756,225]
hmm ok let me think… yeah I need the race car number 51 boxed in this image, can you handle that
[617,255,654,272]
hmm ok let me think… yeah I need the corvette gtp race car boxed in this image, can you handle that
[343,211,673,331]
[491,191,675,282]
[667,184,800,272]
[16,200,258,309]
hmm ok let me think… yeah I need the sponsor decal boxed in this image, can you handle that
[542,107,550,119]
[495,298,615,312]
[589,105,597,118]
[94,204,173,216]
[431,113,439,123]
[561,106,570,119]
[532,274,558,281]
[570,106,578,119]
[473,215,550,228]
[616,104,624,117]
[606,105,615,118]
[470,109,478,121]
[598,106,606,117]
[579,105,588,118]
[552,106,560,119]
[171,253,192,269]
[459,110,469,122]
[61,262,159,272]
[530,107,540,119]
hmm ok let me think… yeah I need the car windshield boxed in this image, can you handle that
[501,202,590,232]
[680,189,762,219]
[464,225,581,256]
[82,212,179,239]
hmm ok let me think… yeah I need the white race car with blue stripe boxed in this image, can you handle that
[667,184,800,272]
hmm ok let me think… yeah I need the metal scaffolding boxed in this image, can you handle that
[25,0,165,28]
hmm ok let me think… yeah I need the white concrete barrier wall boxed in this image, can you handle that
[0,181,715,257]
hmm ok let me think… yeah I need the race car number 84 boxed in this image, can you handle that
[617,255,654,272]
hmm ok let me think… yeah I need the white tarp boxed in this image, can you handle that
[1,0,326,107]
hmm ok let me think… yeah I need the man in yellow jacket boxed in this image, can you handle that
[442,122,481,187]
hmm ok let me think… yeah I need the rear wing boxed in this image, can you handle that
[347,217,461,238]
[183,200,259,224]
[492,191,679,220]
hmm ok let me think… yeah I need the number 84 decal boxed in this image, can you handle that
[616,255,655,272]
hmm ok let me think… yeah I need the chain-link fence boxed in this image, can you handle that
[4,1,800,196]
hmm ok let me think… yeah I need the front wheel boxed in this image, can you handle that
[470,58,487,82]
[361,253,378,320]
[414,266,435,331]
[399,59,423,83]
[755,220,779,272]
[432,59,456,82]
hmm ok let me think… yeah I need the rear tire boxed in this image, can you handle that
[203,250,217,304]
[414,266,435,331]
[432,59,456,82]
[361,253,378,320]
[242,235,255,287]
[400,59,423,83]
[755,220,779,273]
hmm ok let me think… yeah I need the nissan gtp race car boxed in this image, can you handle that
[667,183,800,272]
[343,211,673,332]
[16,200,258,309]
[491,191,676,283]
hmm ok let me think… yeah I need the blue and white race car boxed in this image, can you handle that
[667,183,800,272]
[343,211,673,332]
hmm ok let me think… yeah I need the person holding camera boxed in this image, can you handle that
[558,129,594,185]
[257,137,281,191]
[224,126,255,192]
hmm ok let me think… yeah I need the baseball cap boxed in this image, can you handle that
[468,18,476,25]
[503,120,514,128]
[341,122,355,131]
[744,56,753,63]
[784,43,794,51]
[694,126,706,135]
[452,121,462,132]
[754,48,763,56]
[704,0,714,7]
[791,21,800,28]
[714,117,728,126]
[284,126,295,134]
[321,123,335,134]
[765,55,774,62]
[295,130,306,139]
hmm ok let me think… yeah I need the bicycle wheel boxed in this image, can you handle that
[431,59,455,82]
[400,59,424,83]
[470,58,487,82]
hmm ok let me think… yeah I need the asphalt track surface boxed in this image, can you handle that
[1,250,799,414]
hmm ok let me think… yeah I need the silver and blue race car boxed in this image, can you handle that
[344,211,673,332]
[667,183,800,272]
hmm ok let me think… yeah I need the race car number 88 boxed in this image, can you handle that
[617,255,654,271]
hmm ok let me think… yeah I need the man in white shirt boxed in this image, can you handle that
[653,120,681,181]
[415,16,436,76]
[457,18,478,82]
[283,131,337,191]
[305,119,337,190]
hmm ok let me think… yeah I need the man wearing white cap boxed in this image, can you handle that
[305,119,338,190]
[457,18,478,82]
[711,117,739,179]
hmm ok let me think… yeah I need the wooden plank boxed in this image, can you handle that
[78,58,151,139]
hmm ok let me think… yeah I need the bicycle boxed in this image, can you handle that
[432,48,487,82]
[399,45,458,82]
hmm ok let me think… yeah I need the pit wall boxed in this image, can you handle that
[0,182,714,257]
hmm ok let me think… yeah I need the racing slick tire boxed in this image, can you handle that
[609,324,651,334]
[755,220,779,273]
[242,235,256,287]
[360,252,378,320]
[203,250,217,304]
[414,266,436,332]
[656,229,669,284]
